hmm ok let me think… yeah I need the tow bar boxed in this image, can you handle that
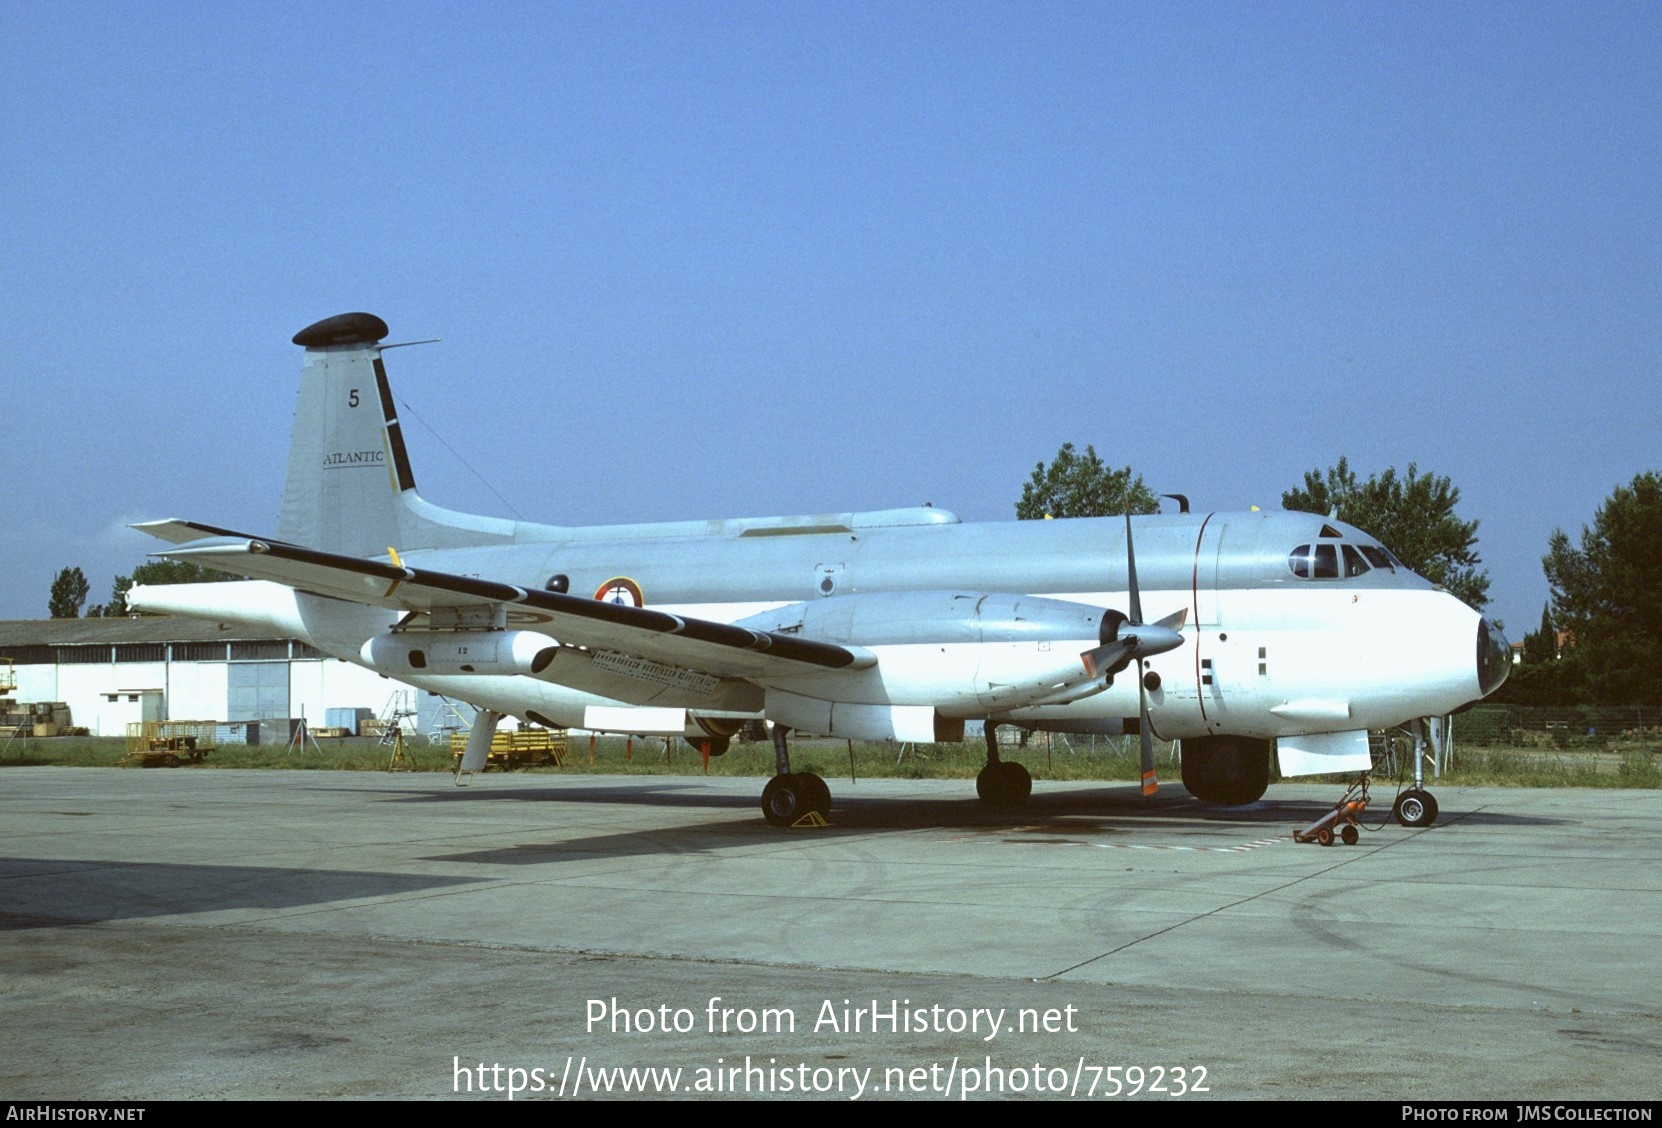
[1294,775,1370,846]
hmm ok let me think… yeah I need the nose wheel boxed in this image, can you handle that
[1392,788,1439,827]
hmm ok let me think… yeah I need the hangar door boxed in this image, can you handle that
[228,662,289,722]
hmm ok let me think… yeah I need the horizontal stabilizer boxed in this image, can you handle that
[132,518,276,547]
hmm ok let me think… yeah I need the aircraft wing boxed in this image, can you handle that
[154,533,871,680]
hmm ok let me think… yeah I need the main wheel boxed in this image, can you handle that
[1179,736,1271,806]
[976,764,1001,804]
[798,772,831,817]
[1000,761,1032,803]
[1393,789,1438,827]
[976,762,1031,806]
[761,774,806,826]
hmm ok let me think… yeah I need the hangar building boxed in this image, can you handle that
[0,617,434,738]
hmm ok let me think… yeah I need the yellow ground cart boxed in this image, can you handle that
[123,721,217,768]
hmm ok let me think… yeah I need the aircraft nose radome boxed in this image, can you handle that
[1477,617,1510,697]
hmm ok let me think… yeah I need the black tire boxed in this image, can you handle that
[977,762,1031,806]
[1393,789,1437,828]
[1000,761,1032,804]
[1340,823,1359,846]
[798,772,831,817]
[164,754,181,768]
[976,764,1002,804]
[1179,736,1271,806]
[761,774,805,827]
[1316,826,1334,846]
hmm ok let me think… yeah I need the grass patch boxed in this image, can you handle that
[3,733,1657,788]
[2,733,1160,781]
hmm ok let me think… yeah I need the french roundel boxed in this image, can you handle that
[594,577,644,607]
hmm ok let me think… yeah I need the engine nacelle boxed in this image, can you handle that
[735,590,1104,646]
[360,630,557,676]
[764,689,967,743]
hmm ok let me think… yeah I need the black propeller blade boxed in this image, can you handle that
[1076,509,1186,795]
[1127,509,1158,795]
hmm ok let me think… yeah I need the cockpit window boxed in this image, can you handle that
[1289,538,1396,580]
[1313,543,1339,578]
[1360,545,1395,572]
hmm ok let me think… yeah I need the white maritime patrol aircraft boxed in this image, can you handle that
[129,313,1510,827]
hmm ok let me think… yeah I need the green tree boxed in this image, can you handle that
[1522,604,1557,665]
[1543,471,1662,705]
[90,559,226,617]
[1016,443,1159,520]
[1282,458,1490,610]
[1494,604,1579,705]
[48,566,90,618]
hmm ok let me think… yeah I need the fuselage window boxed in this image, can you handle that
[1341,544,1370,577]
[1288,544,1311,578]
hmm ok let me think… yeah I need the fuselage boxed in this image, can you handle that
[176,504,1503,746]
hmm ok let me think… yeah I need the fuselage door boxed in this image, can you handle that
[1190,513,1237,734]
[1141,514,1218,740]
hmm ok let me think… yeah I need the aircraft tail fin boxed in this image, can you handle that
[280,312,516,558]
[279,313,409,557]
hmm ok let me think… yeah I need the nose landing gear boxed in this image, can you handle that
[1392,717,1443,827]
[1391,787,1439,827]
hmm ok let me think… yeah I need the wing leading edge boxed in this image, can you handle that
[154,533,871,680]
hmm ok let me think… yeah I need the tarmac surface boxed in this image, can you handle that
[2,766,1658,1101]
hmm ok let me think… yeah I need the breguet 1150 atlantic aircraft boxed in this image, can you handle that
[130,313,1510,827]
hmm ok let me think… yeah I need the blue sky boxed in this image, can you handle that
[3,1,1657,635]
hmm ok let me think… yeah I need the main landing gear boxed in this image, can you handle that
[760,724,831,827]
[976,724,1031,807]
[1179,735,1272,806]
